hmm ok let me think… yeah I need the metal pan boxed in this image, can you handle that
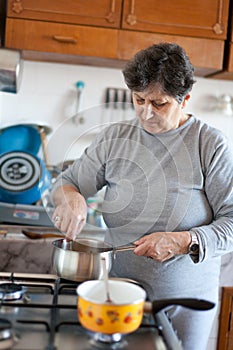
[52,238,135,282]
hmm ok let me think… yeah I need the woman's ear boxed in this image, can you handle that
[182,94,191,108]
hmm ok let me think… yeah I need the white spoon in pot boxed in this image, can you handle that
[101,257,113,304]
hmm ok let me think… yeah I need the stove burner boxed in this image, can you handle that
[93,333,122,343]
[90,332,128,349]
[0,319,12,340]
[0,318,17,350]
[0,283,25,301]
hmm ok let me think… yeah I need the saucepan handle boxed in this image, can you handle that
[144,298,215,314]
[114,244,135,252]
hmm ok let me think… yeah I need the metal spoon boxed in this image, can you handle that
[101,257,113,303]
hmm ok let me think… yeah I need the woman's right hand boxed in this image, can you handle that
[52,185,87,241]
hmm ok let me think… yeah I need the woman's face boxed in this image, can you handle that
[132,84,190,134]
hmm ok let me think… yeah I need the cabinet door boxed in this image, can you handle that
[122,0,230,39]
[210,8,233,77]
[118,30,224,76]
[5,18,118,59]
[0,0,6,45]
[228,15,233,72]
[7,0,122,28]
[226,44,233,72]
[218,287,233,350]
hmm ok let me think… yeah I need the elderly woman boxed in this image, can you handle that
[51,42,233,350]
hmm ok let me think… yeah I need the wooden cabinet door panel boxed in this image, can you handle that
[228,44,233,72]
[122,0,230,39]
[7,0,122,28]
[217,287,233,350]
[227,337,233,349]
[118,30,224,73]
[5,18,118,59]
[228,3,233,72]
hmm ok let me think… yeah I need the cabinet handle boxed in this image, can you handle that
[105,0,116,23]
[212,0,224,35]
[11,0,23,14]
[52,35,77,44]
[126,0,137,26]
[213,23,224,35]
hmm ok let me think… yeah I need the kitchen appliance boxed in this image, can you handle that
[0,201,54,227]
[0,272,185,350]
[0,48,23,93]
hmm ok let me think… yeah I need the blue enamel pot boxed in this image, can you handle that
[0,151,51,204]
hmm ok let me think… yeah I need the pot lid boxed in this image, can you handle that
[0,121,52,155]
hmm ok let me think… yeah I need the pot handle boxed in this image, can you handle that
[144,298,215,314]
[115,244,135,252]
[22,229,64,239]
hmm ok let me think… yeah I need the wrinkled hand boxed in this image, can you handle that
[133,231,191,262]
[52,190,87,241]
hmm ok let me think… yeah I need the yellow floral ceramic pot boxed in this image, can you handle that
[77,280,146,334]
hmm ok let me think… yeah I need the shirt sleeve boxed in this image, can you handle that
[51,129,109,199]
[191,128,233,263]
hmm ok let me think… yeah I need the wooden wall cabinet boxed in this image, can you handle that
[227,11,233,73]
[207,2,233,80]
[217,287,233,350]
[0,0,6,46]
[5,18,119,59]
[117,31,225,77]
[121,0,230,40]
[4,0,231,77]
[6,0,123,28]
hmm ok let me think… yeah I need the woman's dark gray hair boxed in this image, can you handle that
[122,42,196,103]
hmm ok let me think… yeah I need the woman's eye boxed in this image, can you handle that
[152,102,166,108]
[136,99,145,105]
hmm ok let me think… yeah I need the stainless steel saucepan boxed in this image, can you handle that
[52,238,135,282]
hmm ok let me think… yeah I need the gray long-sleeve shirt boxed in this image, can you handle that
[52,116,233,300]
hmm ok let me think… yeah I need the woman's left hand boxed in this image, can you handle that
[133,231,191,262]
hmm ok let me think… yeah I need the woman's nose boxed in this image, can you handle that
[142,104,154,120]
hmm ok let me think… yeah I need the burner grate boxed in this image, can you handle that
[17,320,50,332]
[0,318,12,332]
[0,274,178,349]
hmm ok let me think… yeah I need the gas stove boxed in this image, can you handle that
[0,273,182,350]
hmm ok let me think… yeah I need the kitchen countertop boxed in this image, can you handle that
[0,224,106,274]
